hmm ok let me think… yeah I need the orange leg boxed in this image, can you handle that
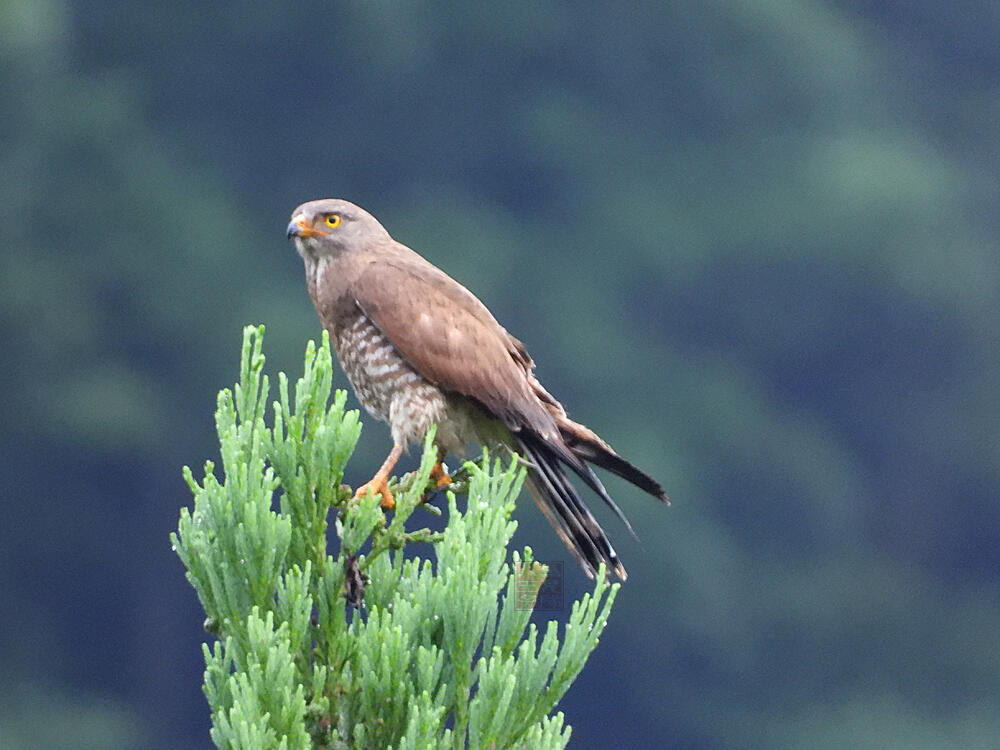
[430,448,452,489]
[354,442,404,509]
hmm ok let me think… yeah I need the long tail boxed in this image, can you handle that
[516,420,667,581]
[556,416,669,504]
[517,432,627,580]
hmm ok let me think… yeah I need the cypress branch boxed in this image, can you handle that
[173,325,619,749]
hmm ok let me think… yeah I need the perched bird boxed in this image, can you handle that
[287,198,667,579]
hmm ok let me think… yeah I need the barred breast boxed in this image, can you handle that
[336,310,454,452]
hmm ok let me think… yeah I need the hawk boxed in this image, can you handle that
[287,198,668,579]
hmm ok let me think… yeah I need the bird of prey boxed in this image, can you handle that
[287,199,667,579]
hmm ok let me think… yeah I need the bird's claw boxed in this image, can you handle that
[430,459,452,489]
[354,477,395,510]
[415,460,453,505]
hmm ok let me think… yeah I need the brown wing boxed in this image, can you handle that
[352,252,557,437]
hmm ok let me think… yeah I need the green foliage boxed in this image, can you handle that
[172,326,618,749]
[6,2,1000,747]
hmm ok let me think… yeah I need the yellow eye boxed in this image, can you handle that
[324,213,342,228]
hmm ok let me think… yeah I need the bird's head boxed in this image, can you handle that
[286,198,390,261]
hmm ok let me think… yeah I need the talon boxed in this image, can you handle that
[355,478,395,509]
[430,459,452,489]
[354,442,404,510]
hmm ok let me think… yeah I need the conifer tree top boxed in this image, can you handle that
[173,326,619,749]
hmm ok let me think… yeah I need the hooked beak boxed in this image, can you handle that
[286,216,327,239]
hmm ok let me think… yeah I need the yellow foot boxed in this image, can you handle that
[355,477,395,510]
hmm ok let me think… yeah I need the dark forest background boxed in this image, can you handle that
[2,1,999,747]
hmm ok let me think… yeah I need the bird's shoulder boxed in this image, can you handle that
[351,241,553,432]
[358,243,496,321]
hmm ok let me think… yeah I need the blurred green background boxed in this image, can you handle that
[2,1,999,747]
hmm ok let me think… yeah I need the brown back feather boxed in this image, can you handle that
[351,248,558,437]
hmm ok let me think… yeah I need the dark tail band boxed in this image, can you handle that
[517,432,627,580]
[515,418,668,580]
